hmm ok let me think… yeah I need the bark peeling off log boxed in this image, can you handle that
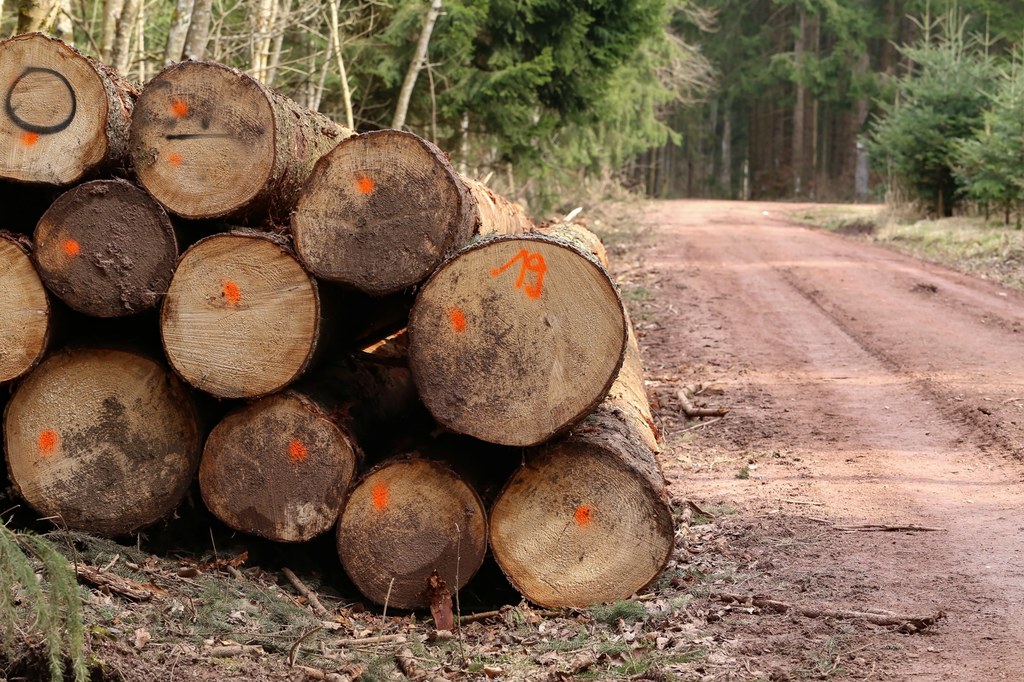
[160,232,320,399]
[33,178,177,317]
[130,60,352,222]
[408,232,627,447]
[0,232,50,383]
[337,457,487,610]
[0,33,137,185]
[200,391,359,543]
[3,347,201,536]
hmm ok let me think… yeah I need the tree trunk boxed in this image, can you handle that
[160,231,322,399]
[407,225,628,447]
[488,325,673,608]
[292,129,532,296]
[33,179,177,318]
[110,0,139,74]
[0,33,138,185]
[0,232,50,384]
[391,0,442,131]
[199,390,360,543]
[130,60,353,223]
[792,8,806,196]
[181,0,212,60]
[99,0,124,63]
[16,0,59,34]
[336,456,487,609]
[3,347,202,536]
[163,0,194,66]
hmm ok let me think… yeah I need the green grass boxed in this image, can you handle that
[590,600,648,625]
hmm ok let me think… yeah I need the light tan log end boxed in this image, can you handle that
[0,234,49,383]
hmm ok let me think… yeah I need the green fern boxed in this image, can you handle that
[0,522,89,681]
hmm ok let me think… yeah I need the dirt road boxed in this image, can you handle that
[639,200,1024,680]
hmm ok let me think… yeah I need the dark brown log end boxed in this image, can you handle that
[3,347,201,536]
[199,391,359,543]
[489,443,674,608]
[408,234,627,446]
[0,33,132,185]
[0,232,50,383]
[337,457,487,609]
[34,179,177,317]
[160,232,320,399]
[293,130,475,295]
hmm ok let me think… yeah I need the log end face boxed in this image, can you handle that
[409,237,627,446]
[33,179,177,317]
[199,393,358,543]
[489,446,674,608]
[0,34,110,185]
[3,348,202,536]
[337,458,487,609]
[161,234,320,399]
[293,130,472,294]
[130,62,275,219]
[0,235,49,383]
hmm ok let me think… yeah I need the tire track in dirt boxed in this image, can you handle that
[641,200,1024,680]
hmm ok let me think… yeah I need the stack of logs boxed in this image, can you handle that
[0,33,674,611]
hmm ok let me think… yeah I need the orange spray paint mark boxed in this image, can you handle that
[490,249,547,299]
[371,483,389,511]
[37,430,58,456]
[356,176,375,194]
[222,280,241,305]
[20,131,40,147]
[573,504,593,526]
[63,239,80,257]
[168,152,184,167]
[288,439,308,462]
[449,307,467,333]
[170,98,189,118]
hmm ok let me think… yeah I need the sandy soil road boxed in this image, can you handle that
[639,200,1024,680]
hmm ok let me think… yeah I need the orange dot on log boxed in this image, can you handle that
[170,98,189,118]
[221,280,241,305]
[168,152,184,167]
[288,439,308,462]
[20,131,40,147]
[449,307,467,333]
[37,430,58,456]
[574,504,593,526]
[356,175,375,194]
[371,483,389,511]
[62,239,80,257]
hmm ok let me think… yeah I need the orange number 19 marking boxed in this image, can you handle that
[490,249,546,299]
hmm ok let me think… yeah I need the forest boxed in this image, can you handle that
[3,0,1024,213]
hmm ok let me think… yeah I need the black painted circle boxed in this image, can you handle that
[5,67,77,135]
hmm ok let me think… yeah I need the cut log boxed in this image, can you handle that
[33,178,177,317]
[199,391,359,543]
[488,328,673,608]
[0,33,137,185]
[3,347,202,536]
[292,129,532,296]
[160,231,321,399]
[407,226,627,446]
[129,60,353,222]
[0,232,50,383]
[336,456,487,609]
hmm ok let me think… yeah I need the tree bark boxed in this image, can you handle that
[99,0,124,62]
[110,0,139,75]
[163,0,194,66]
[130,60,354,223]
[407,225,627,447]
[181,0,212,60]
[0,33,138,185]
[336,456,487,609]
[199,390,360,543]
[16,0,59,34]
[160,231,322,399]
[292,129,532,296]
[0,231,50,384]
[33,178,177,318]
[489,325,673,608]
[3,347,202,536]
[391,0,442,131]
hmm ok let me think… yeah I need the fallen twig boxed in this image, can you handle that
[288,626,322,667]
[396,646,447,682]
[835,523,945,533]
[679,417,726,433]
[711,592,946,633]
[781,499,824,507]
[282,566,330,617]
[677,389,729,419]
[208,644,265,658]
[333,633,407,646]
[76,564,166,601]
[686,500,715,519]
